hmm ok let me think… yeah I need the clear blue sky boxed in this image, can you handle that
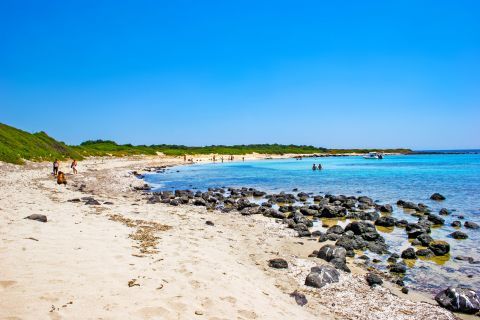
[1,1,479,149]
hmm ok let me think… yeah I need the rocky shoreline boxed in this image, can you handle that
[140,171,480,316]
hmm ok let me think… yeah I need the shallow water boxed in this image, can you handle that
[145,154,480,293]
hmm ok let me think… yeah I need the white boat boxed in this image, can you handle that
[363,152,383,159]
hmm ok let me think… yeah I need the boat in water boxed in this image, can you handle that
[363,152,383,159]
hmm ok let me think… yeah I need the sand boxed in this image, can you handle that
[0,155,460,319]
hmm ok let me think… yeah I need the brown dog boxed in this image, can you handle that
[57,171,67,185]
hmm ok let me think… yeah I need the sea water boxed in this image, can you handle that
[145,153,480,293]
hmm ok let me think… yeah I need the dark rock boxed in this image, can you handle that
[318,233,328,242]
[389,262,407,274]
[375,216,396,227]
[24,214,47,223]
[345,221,376,237]
[320,206,347,218]
[435,287,480,314]
[451,221,461,227]
[401,248,417,259]
[326,225,344,235]
[317,244,346,262]
[268,258,288,269]
[395,219,408,227]
[416,233,434,246]
[330,257,350,273]
[169,199,179,206]
[290,290,308,306]
[366,273,383,287]
[311,230,323,237]
[402,201,420,211]
[326,233,341,241]
[427,214,445,225]
[193,198,207,206]
[68,198,81,203]
[336,234,366,251]
[358,196,374,206]
[439,208,450,216]
[464,221,479,229]
[430,193,446,201]
[429,240,450,256]
[416,249,435,258]
[305,265,340,288]
[378,204,393,213]
[401,287,409,294]
[450,231,468,239]
[205,221,214,226]
[455,256,475,263]
[387,253,399,263]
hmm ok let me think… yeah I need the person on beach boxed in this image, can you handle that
[242,157,245,162]
[221,156,224,163]
[53,159,59,176]
[183,154,186,162]
[312,164,317,171]
[71,159,78,174]
[213,155,216,162]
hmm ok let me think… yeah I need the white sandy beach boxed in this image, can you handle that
[0,155,461,320]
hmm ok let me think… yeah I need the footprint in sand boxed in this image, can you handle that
[189,280,203,289]
[237,310,258,319]
[219,296,237,305]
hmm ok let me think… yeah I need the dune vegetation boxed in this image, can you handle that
[0,123,411,164]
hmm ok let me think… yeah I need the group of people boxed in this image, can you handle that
[312,163,323,171]
[52,159,78,176]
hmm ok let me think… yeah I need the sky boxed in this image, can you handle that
[1,1,479,149]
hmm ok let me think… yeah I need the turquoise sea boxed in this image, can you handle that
[145,153,480,293]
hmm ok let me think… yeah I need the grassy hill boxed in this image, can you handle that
[0,122,411,164]
[0,123,83,164]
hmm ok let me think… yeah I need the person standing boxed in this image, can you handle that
[71,159,78,174]
[312,164,317,171]
[53,159,59,176]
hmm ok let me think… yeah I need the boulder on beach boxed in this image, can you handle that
[305,265,340,288]
[435,287,480,314]
[365,272,383,287]
[24,214,47,223]
[317,244,346,262]
[268,258,288,269]
[430,193,446,200]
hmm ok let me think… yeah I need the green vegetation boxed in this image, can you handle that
[0,122,412,164]
[0,123,83,164]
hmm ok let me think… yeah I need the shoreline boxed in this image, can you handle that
[0,156,472,319]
